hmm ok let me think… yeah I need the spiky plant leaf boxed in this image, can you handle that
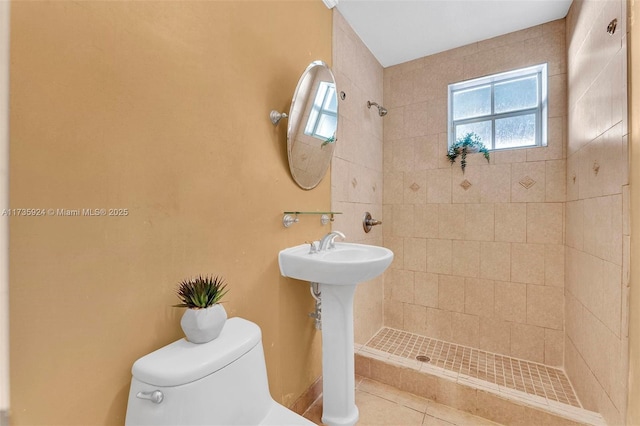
[173,275,228,309]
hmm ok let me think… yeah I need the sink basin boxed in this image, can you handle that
[278,242,393,285]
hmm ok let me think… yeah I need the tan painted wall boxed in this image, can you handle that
[8,1,331,424]
[627,0,640,423]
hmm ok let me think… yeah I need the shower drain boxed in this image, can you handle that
[416,355,431,363]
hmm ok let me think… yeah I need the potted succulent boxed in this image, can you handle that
[174,275,228,344]
[446,132,490,173]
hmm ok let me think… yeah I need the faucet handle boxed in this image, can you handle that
[306,240,319,254]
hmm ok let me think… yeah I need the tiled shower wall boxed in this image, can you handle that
[565,0,629,424]
[381,21,567,366]
[331,11,385,343]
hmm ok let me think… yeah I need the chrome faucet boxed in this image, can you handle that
[318,230,346,251]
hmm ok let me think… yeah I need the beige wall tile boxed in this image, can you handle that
[464,278,495,318]
[427,239,452,274]
[602,261,622,337]
[404,237,427,272]
[480,164,512,203]
[526,202,564,244]
[404,303,427,335]
[414,135,441,171]
[545,328,564,367]
[404,102,430,138]
[415,272,439,308]
[384,299,404,329]
[495,203,527,242]
[510,322,545,362]
[480,242,511,282]
[451,240,480,278]
[565,200,583,250]
[495,281,527,323]
[403,170,427,204]
[511,161,546,202]
[388,268,415,303]
[465,203,495,241]
[391,137,414,171]
[385,235,404,270]
[493,148,527,164]
[438,275,465,313]
[566,151,580,201]
[511,243,545,284]
[545,244,565,287]
[393,204,415,237]
[438,204,465,240]
[583,194,623,265]
[577,250,605,319]
[526,284,563,330]
[479,317,511,355]
[451,312,479,347]
[545,159,566,202]
[426,168,452,203]
[427,307,453,341]
[414,204,439,238]
[451,165,482,203]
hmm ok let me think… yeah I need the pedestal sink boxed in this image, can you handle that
[279,239,393,426]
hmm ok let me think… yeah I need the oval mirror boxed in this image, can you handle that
[287,60,338,190]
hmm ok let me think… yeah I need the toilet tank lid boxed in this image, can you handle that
[131,317,262,387]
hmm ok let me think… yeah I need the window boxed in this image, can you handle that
[448,63,547,150]
[304,81,337,141]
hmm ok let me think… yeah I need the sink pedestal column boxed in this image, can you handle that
[319,283,359,426]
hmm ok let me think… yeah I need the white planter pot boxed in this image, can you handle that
[180,304,227,344]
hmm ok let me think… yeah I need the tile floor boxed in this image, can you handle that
[365,328,580,407]
[356,328,605,426]
[303,376,503,426]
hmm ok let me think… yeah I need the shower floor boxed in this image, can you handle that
[359,327,605,425]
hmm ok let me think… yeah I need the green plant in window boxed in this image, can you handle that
[446,132,490,173]
[321,135,336,148]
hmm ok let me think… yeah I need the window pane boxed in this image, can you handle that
[494,76,538,114]
[324,85,337,113]
[453,85,491,120]
[315,114,337,140]
[495,114,536,149]
[454,121,492,147]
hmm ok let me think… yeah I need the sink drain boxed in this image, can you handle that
[416,355,431,363]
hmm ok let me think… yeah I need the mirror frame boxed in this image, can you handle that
[286,60,338,190]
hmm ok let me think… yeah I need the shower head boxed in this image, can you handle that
[367,100,388,117]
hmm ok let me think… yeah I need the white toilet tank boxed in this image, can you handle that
[125,317,313,426]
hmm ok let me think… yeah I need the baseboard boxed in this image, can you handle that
[290,376,323,416]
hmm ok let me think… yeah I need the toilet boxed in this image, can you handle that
[125,317,315,426]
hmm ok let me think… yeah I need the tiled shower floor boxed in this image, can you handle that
[359,328,605,425]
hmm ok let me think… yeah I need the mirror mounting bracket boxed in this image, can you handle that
[270,110,288,126]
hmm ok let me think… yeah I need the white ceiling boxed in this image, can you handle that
[335,0,573,68]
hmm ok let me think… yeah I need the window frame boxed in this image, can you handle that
[447,63,548,151]
[304,81,338,141]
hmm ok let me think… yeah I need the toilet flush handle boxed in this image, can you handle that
[136,390,164,404]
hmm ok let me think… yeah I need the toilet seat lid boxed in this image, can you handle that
[131,317,261,387]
